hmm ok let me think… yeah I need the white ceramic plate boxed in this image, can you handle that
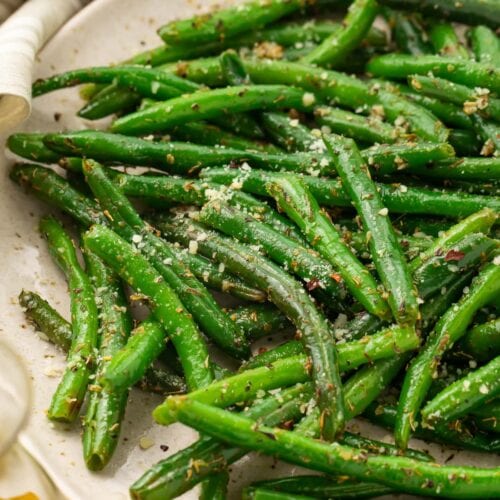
[0,1,498,498]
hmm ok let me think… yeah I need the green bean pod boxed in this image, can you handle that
[201,166,500,218]
[259,112,316,152]
[81,247,132,471]
[367,54,500,93]
[301,0,379,67]
[155,217,346,439]
[423,356,500,425]
[469,25,500,66]
[111,85,316,136]
[457,317,500,363]
[40,217,98,423]
[429,22,469,58]
[83,160,249,359]
[267,176,392,320]
[325,134,418,325]
[390,11,431,56]
[315,106,396,144]
[198,200,346,304]
[395,259,500,449]
[83,224,213,391]
[167,397,500,499]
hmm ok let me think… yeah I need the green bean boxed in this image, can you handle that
[111,85,316,136]
[248,476,392,500]
[259,112,316,152]
[241,324,419,373]
[472,399,500,434]
[377,0,500,28]
[327,134,418,324]
[79,83,141,119]
[166,57,447,142]
[18,290,186,395]
[83,224,213,391]
[19,290,72,351]
[83,160,249,359]
[130,383,312,500]
[200,471,228,500]
[409,75,500,122]
[395,259,500,449]
[301,0,378,67]
[458,318,500,363]
[201,167,500,217]
[178,249,266,302]
[315,106,396,144]
[469,25,500,66]
[243,487,314,500]
[267,176,391,320]
[390,11,431,55]
[81,247,131,471]
[167,397,500,499]
[470,113,500,156]
[157,0,307,45]
[419,157,500,181]
[198,201,346,305]
[32,66,199,98]
[448,129,482,157]
[367,54,500,93]
[364,402,500,453]
[410,208,497,272]
[7,133,61,164]
[429,22,469,59]
[228,304,291,341]
[42,130,334,175]
[422,356,500,425]
[396,86,473,129]
[166,121,280,153]
[40,217,98,423]
[166,219,345,438]
[413,232,497,301]
[10,164,104,227]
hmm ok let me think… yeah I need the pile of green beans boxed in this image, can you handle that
[7,0,500,497]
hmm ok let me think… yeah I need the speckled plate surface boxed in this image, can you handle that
[0,1,498,498]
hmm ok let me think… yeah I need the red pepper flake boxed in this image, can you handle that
[330,273,342,283]
[306,277,321,291]
[444,249,465,262]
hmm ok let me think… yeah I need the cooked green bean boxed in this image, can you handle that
[315,106,396,144]
[259,112,315,152]
[410,207,497,271]
[166,398,500,499]
[422,355,500,425]
[18,290,186,395]
[390,11,431,55]
[301,0,378,67]
[198,201,346,305]
[19,290,72,351]
[83,160,249,359]
[201,167,500,217]
[81,246,131,471]
[429,22,469,58]
[367,54,500,93]
[470,114,500,155]
[130,383,312,500]
[396,259,500,449]
[157,218,345,440]
[157,0,307,45]
[111,85,315,135]
[377,0,500,28]
[457,317,500,363]
[325,134,418,325]
[469,25,500,66]
[267,176,391,320]
[247,476,392,500]
[83,224,213,391]
[364,402,500,453]
[166,57,447,142]
[40,217,98,423]
[409,74,500,122]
